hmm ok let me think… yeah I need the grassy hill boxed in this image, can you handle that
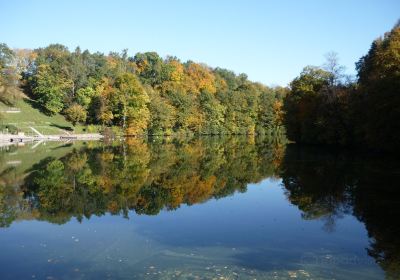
[0,96,87,135]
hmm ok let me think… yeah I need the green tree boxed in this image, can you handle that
[76,86,97,109]
[133,52,164,86]
[199,90,226,134]
[148,88,176,135]
[167,87,203,133]
[114,73,150,134]
[356,23,400,152]
[31,64,71,114]
[283,66,330,143]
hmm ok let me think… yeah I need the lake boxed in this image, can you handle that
[0,137,399,279]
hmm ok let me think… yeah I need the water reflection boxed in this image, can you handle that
[0,138,399,279]
[281,145,400,279]
[1,136,285,226]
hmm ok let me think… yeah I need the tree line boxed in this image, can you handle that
[0,43,286,137]
[0,21,399,152]
[284,22,400,153]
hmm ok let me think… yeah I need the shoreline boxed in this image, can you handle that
[0,132,103,145]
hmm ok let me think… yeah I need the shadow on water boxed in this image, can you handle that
[280,144,400,279]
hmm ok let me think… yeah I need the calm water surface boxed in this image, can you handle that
[0,137,399,279]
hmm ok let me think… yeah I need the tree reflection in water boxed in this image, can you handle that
[1,136,285,226]
[0,138,399,279]
[281,145,400,279]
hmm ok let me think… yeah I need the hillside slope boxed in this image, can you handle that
[0,95,80,135]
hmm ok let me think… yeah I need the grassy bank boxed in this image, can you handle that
[0,97,99,135]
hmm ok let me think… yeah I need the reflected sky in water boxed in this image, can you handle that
[0,138,398,279]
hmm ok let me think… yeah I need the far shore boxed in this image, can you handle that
[0,132,103,146]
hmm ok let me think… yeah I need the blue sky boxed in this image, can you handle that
[1,0,399,86]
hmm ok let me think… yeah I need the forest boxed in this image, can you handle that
[0,22,399,152]
[284,22,400,153]
[0,42,287,137]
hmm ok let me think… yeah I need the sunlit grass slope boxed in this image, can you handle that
[0,96,86,134]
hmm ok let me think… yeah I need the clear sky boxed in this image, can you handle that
[1,0,399,86]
